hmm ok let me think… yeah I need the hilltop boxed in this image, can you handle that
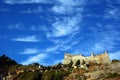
[0,53,120,80]
[0,55,18,71]
[0,55,70,80]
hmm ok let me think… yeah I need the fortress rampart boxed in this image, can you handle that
[63,51,110,66]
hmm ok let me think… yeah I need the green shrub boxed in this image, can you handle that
[112,59,120,63]
[105,73,119,79]
[13,71,42,80]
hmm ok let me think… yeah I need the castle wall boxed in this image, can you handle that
[63,51,110,66]
[63,54,72,64]
[72,55,85,65]
[94,52,110,64]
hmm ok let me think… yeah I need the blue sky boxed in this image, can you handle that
[0,0,120,65]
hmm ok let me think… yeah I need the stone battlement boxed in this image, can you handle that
[63,51,110,67]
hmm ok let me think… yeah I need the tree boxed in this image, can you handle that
[56,62,62,69]
[112,59,120,63]
[32,63,39,66]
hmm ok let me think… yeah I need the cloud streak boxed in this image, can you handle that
[91,23,120,53]
[21,6,43,14]
[3,0,120,66]
[57,0,84,6]
[21,53,48,65]
[12,35,40,42]
[4,0,120,5]
[104,7,120,19]
[20,48,40,54]
[4,0,51,4]
[42,0,84,56]
[52,4,83,14]
[53,59,63,65]
[8,23,24,30]
[4,0,85,5]
[47,16,81,37]
[47,0,83,38]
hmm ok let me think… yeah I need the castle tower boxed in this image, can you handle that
[63,53,72,64]
[91,52,96,63]
[91,52,95,56]
[104,50,111,64]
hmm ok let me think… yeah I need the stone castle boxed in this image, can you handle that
[63,51,110,67]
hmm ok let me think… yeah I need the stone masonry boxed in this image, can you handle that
[63,51,110,66]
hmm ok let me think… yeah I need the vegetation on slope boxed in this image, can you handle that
[1,55,120,80]
[0,55,17,69]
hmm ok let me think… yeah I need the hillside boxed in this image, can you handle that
[0,55,18,71]
[0,55,120,80]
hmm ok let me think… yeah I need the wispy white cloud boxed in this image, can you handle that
[53,59,63,65]
[47,0,83,38]
[12,35,40,42]
[91,24,120,53]
[60,40,80,51]
[45,46,59,52]
[43,35,83,54]
[4,0,51,4]
[104,6,120,19]
[44,13,84,52]
[93,43,105,52]
[57,0,84,6]
[28,25,48,31]
[109,51,120,60]
[44,15,83,53]
[21,53,48,65]
[4,0,85,5]
[4,0,116,5]
[21,6,43,14]
[52,5,83,14]
[45,41,78,53]
[8,23,24,30]
[8,23,45,31]
[47,16,81,37]
[20,48,40,54]
[106,0,120,4]
[52,5,72,14]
